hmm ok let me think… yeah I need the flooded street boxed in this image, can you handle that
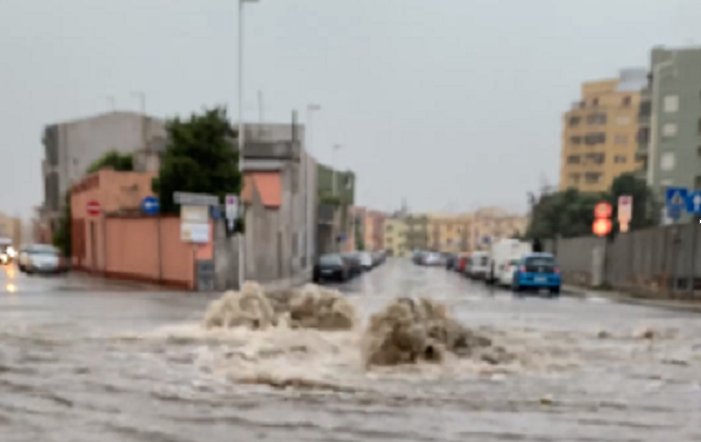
[1,260,700,441]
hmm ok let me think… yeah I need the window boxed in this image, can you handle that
[570,136,581,145]
[698,118,701,134]
[567,155,580,164]
[614,134,628,145]
[663,95,679,113]
[586,113,607,125]
[622,96,632,107]
[662,123,678,138]
[637,127,650,144]
[584,132,606,145]
[614,155,627,164]
[616,115,631,126]
[592,98,599,107]
[585,153,605,164]
[660,152,676,171]
[585,172,601,183]
[568,116,581,127]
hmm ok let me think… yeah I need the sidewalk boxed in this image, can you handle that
[564,284,701,313]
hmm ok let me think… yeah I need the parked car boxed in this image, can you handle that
[497,258,521,287]
[467,251,490,279]
[412,250,426,265]
[313,254,350,282]
[456,254,470,273]
[512,253,561,296]
[488,238,532,285]
[422,252,445,266]
[341,252,362,277]
[17,244,65,274]
[0,237,15,265]
[444,253,457,270]
[358,251,373,271]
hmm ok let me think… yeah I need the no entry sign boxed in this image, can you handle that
[87,200,101,217]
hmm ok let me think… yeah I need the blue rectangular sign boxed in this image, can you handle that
[665,187,687,220]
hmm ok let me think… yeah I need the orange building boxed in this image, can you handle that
[71,169,212,289]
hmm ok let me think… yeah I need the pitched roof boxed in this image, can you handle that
[242,172,282,208]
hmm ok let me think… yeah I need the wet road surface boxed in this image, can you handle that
[1,260,700,441]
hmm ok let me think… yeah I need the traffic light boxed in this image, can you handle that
[592,202,612,237]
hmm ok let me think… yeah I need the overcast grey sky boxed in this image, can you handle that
[1,0,700,218]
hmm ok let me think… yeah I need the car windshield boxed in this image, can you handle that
[319,255,342,266]
[525,257,555,267]
[31,245,59,256]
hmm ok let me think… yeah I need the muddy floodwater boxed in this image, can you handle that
[1,259,700,441]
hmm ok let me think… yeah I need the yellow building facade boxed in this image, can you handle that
[0,213,22,247]
[559,71,646,192]
[383,218,409,257]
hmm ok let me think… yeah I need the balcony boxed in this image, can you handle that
[317,204,337,226]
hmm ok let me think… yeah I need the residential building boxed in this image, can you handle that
[405,215,429,251]
[350,207,387,252]
[0,213,22,247]
[383,217,408,257]
[316,163,355,255]
[426,213,472,253]
[41,111,166,236]
[241,120,317,286]
[559,69,647,192]
[637,46,701,202]
[470,207,528,250]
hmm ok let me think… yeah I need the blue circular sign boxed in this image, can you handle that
[141,196,160,215]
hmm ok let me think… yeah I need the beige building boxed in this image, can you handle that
[0,213,22,247]
[422,208,528,253]
[559,69,647,192]
[470,207,528,250]
[383,218,409,257]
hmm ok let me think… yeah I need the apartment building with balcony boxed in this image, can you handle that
[559,69,647,192]
[637,46,701,201]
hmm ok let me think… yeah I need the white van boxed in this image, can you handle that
[488,238,532,286]
[467,251,490,280]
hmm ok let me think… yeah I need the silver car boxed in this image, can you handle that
[18,244,64,274]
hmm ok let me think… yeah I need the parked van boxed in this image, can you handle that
[466,251,490,280]
[488,238,532,286]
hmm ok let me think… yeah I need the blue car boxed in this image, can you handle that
[512,253,561,296]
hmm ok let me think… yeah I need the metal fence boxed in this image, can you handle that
[552,222,701,297]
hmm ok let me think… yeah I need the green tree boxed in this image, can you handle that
[87,150,133,173]
[608,172,658,231]
[152,107,240,214]
[526,188,604,239]
[53,192,72,257]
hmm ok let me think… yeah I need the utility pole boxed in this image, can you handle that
[237,0,259,288]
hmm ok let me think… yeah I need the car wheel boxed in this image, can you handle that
[549,286,560,297]
[512,284,522,294]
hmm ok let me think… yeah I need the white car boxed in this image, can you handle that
[18,244,64,274]
[423,252,445,266]
[358,251,373,270]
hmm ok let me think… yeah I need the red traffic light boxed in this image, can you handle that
[594,202,613,219]
[592,218,612,237]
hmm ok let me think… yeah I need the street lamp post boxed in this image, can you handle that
[237,0,258,289]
